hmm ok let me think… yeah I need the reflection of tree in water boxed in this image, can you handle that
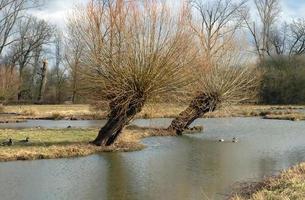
[104,154,134,200]
[181,137,262,199]
[101,131,305,200]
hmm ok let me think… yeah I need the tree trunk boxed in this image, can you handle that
[72,90,76,104]
[17,66,23,101]
[37,60,48,102]
[91,96,145,146]
[168,93,218,135]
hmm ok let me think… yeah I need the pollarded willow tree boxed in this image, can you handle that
[168,63,260,135]
[167,0,261,135]
[71,0,195,146]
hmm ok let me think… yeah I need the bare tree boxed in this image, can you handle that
[168,61,260,135]
[52,30,67,103]
[0,0,42,56]
[268,23,288,56]
[9,16,53,100]
[0,0,29,55]
[260,19,305,57]
[165,0,259,135]
[71,0,195,146]
[189,0,247,66]
[24,43,42,99]
[65,19,84,103]
[288,19,305,56]
[242,0,280,60]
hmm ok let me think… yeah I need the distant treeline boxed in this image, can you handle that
[259,56,305,105]
[1,0,305,106]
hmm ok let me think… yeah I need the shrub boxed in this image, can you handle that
[259,56,305,104]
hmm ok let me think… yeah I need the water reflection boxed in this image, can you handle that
[0,118,305,200]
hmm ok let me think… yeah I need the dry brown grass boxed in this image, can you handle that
[0,104,4,113]
[263,113,305,121]
[231,163,305,200]
[2,104,305,121]
[4,104,107,120]
[0,126,187,162]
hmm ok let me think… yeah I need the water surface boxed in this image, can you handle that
[1,118,305,200]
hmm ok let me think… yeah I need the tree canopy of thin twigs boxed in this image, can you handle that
[188,0,247,66]
[168,0,261,135]
[70,0,196,145]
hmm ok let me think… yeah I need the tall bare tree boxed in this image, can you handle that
[189,0,247,66]
[52,30,67,103]
[9,16,53,100]
[288,19,305,56]
[65,19,84,103]
[71,0,195,146]
[0,0,28,55]
[242,0,280,60]
[258,19,305,57]
[167,0,260,135]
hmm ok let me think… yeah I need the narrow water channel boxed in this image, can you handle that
[0,117,305,200]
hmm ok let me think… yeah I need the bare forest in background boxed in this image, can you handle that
[0,0,304,105]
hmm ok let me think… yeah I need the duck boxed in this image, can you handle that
[19,137,29,143]
[2,138,13,146]
[218,139,225,142]
[232,137,238,143]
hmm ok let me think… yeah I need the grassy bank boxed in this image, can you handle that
[0,126,203,162]
[231,163,305,200]
[263,113,305,121]
[2,104,305,121]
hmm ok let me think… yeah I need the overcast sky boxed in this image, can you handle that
[31,0,305,28]
[29,0,87,28]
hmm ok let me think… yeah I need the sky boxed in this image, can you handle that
[279,0,305,20]
[29,0,88,28]
[31,0,305,27]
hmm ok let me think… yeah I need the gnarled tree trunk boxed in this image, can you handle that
[91,96,145,146]
[168,93,218,135]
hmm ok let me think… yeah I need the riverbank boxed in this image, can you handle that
[1,104,305,122]
[0,126,201,162]
[231,163,305,200]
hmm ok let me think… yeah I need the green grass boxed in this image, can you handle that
[0,128,97,147]
[0,126,183,162]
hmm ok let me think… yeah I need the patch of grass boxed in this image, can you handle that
[3,104,305,121]
[231,163,305,200]
[20,108,38,116]
[263,113,305,121]
[0,126,192,162]
[51,112,64,120]
[0,104,4,113]
[5,104,94,119]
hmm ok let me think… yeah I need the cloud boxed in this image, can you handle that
[28,0,88,28]
[30,0,305,28]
